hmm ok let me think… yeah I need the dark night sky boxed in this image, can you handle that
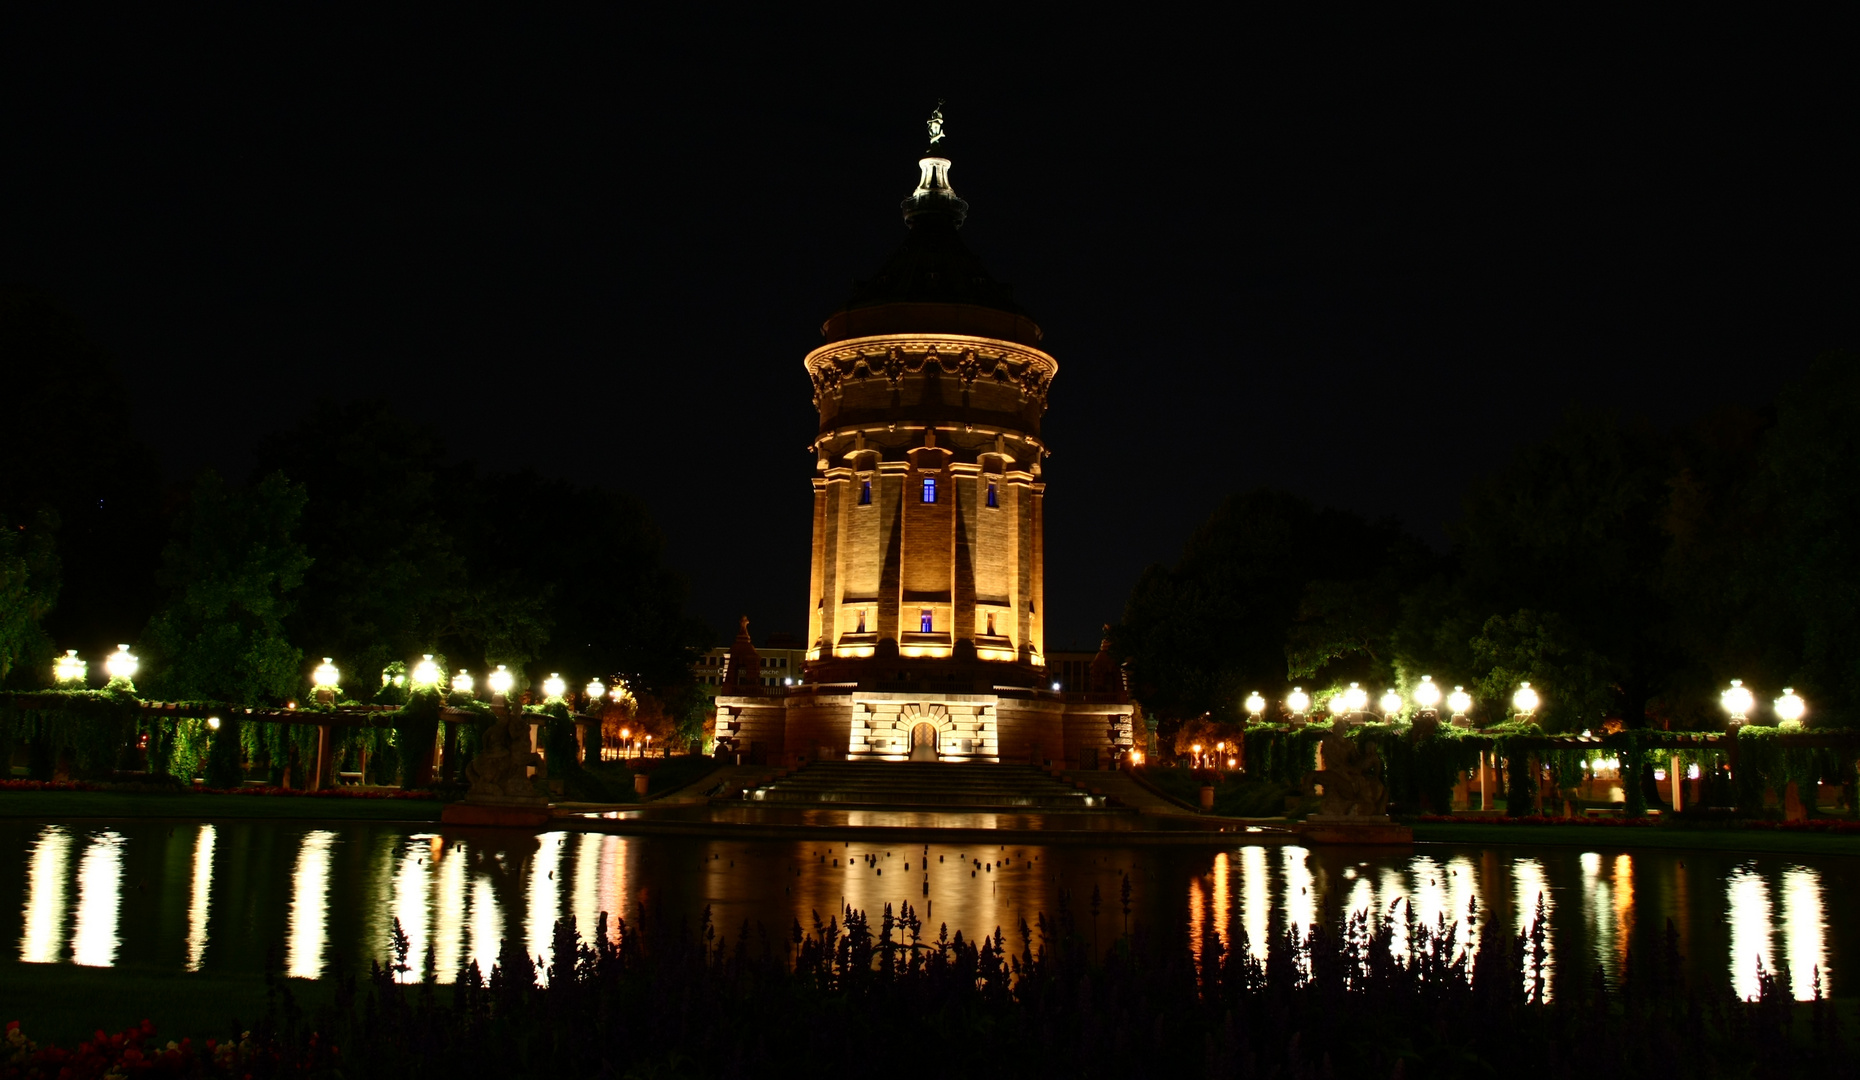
[3,10,1854,650]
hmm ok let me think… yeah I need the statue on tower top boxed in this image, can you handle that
[926,100,946,147]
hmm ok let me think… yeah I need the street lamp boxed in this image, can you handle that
[1287,687,1310,718]
[1413,675,1441,714]
[1379,689,1403,719]
[452,669,474,695]
[1721,679,1754,726]
[1244,691,1265,720]
[1327,694,1347,719]
[1448,685,1472,725]
[411,654,441,690]
[1343,682,1368,715]
[585,679,606,703]
[542,673,567,699]
[487,664,514,699]
[1774,687,1807,728]
[312,658,340,704]
[104,644,138,683]
[53,650,85,685]
[1191,742,1203,767]
[1512,681,1539,720]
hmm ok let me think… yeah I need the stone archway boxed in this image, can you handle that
[909,722,939,761]
[898,703,952,761]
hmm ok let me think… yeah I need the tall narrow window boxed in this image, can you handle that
[920,608,933,633]
[922,477,937,503]
[986,612,997,635]
[857,609,867,633]
[859,479,871,505]
[986,482,998,508]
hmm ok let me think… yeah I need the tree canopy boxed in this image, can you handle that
[1118,353,1860,735]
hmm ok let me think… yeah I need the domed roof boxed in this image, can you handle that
[821,107,1043,347]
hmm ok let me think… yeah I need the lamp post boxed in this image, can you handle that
[542,673,566,700]
[411,654,441,691]
[1511,681,1540,722]
[1379,689,1403,721]
[53,650,85,685]
[104,644,139,687]
[1286,687,1310,728]
[308,658,341,789]
[1721,679,1754,729]
[1775,687,1807,729]
[1244,692,1265,723]
[1448,685,1473,728]
[1413,675,1441,717]
[312,658,340,705]
[488,665,514,710]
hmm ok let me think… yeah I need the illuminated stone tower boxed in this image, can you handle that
[715,106,1131,768]
[802,104,1053,686]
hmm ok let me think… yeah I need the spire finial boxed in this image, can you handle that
[903,102,967,228]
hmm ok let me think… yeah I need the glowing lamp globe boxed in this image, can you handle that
[542,673,567,699]
[1327,695,1347,716]
[1448,686,1472,717]
[1379,690,1402,716]
[1287,687,1311,715]
[488,665,515,697]
[1721,679,1754,722]
[207,716,221,730]
[1244,692,1265,717]
[1413,675,1441,711]
[104,645,138,682]
[585,679,606,700]
[411,654,441,689]
[53,650,85,684]
[1343,683,1368,714]
[452,670,474,694]
[1774,688,1806,725]
[312,658,340,690]
[1512,681,1540,717]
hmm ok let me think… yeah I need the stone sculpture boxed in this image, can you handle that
[1304,725,1389,818]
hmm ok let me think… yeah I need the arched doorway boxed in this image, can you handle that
[909,722,939,761]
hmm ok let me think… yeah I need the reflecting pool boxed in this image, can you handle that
[4,821,1854,999]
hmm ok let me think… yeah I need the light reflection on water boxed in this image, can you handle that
[186,825,215,971]
[2,822,1847,1000]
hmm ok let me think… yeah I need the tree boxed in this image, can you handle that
[1115,489,1428,725]
[1451,410,1674,727]
[0,509,59,686]
[1751,352,1860,715]
[140,471,312,705]
[252,400,470,686]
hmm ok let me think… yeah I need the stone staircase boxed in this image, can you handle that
[737,761,1130,812]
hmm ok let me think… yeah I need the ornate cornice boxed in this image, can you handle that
[804,333,1058,411]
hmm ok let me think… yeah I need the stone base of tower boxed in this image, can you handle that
[715,684,1136,770]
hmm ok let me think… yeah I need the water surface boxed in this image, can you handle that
[4,820,1851,1000]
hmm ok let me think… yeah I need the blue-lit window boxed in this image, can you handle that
[922,477,937,503]
[859,479,871,505]
[920,608,933,633]
[986,482,998,508]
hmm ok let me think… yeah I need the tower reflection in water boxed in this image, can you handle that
[4,825,1840,1001]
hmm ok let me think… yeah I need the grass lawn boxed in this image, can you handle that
[0,790,446,822]
[0,962,340,1046]
[1412,821,1860,857]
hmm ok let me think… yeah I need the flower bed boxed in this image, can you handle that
[3,1019,285,1079]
